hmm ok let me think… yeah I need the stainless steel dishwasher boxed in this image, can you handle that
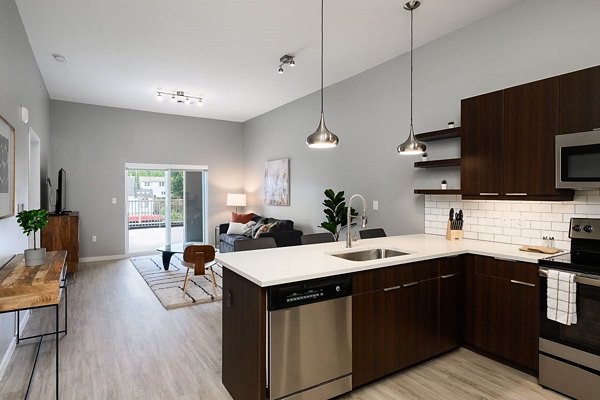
[268,275,352,400]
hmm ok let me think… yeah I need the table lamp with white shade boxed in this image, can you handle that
[226,193,247,213]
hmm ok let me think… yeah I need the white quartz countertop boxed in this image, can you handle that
[215,234,560,287]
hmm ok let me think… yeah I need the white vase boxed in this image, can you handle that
[24,248,46,266]
[441,183,447,190]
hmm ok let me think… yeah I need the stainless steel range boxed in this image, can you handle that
[538,218,600,400]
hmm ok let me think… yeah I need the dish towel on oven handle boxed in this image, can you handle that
[546,269,577,325]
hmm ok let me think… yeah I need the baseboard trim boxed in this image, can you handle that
[80,251,159,263]
[0,311,31,380]
[80,254,128,263]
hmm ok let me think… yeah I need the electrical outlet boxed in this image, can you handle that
[372,201,379,211]
[91,236,97,242]
[111,197,117,204]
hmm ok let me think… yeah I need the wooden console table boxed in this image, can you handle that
[0,251,68,399]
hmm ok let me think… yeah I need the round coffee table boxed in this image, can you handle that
[156,242,204,270]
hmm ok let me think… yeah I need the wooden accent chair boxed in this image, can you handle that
[181,245,217,298]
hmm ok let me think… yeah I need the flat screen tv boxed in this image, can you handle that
[55,168,67,214]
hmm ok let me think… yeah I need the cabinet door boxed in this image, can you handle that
[352,289,401,388]
[439,257,464,353]
[471,273,510,356]
[461,90,504,197]
[398,277,439,368]
[560,66,600,134]
[503,78,560,196]
[506,277,539,370]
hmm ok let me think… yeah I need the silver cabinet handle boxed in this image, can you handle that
[494,257,517,263]
[479,193,499,196]
[403,282,419,288]
[441,273,461,279]
[510,279,535,287]
[506,193,527,196]
[383,285,401,292]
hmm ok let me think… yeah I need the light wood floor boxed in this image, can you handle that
[0,259,565,399]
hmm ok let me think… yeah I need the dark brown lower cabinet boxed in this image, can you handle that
[439,257,465,353]
[221,268,267,400]
[353,257,463,388]
[352,289,401,388]
[466,255,539,372]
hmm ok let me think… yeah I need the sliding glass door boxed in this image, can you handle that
[126,164,207,254]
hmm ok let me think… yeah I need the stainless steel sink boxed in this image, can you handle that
[331,248,410,262]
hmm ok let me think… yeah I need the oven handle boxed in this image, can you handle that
[539,268,600,288]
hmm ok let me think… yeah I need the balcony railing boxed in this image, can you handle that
[128,198,184,229]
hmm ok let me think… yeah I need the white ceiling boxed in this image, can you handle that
[16,0,520,122]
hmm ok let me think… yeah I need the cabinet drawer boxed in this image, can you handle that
[472,255,537,285]
[353,260,439,295]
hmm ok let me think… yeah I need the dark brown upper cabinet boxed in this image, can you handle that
[559,65,600,134]
[461,75,575,200]
[461,90,504,197]
[503,78,560,196]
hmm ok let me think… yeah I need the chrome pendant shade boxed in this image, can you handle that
[397,125,425,154]
[307,112,339,148]
[306,0,339,149]
[398,0,426,155]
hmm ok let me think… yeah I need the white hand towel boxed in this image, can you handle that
[546,269,577,325]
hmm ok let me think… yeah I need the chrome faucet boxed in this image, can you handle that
[346,194,368,248]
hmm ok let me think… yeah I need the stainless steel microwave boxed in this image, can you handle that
[556,130,600,189]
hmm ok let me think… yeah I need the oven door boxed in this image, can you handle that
[556,131,600,189]
[540,273,600,357]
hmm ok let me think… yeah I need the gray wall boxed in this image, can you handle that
[0,0,51,369]
[50,101,243,258]
[242,0,600,236]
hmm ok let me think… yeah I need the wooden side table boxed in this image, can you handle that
[0,251,68,399]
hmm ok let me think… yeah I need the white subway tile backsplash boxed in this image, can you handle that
[423,195,598,247]
[552,204,574,214]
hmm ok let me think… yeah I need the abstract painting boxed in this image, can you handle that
[264,158,289,206]
[0,115,15,219]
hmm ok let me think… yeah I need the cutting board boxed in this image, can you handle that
[519,245,561,255]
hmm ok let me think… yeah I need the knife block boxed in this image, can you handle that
[446,221,463,241]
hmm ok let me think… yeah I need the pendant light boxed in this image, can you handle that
[397,1,426,155]
[306,0,339,149]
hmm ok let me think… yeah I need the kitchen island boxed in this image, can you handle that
[217,234,556,400]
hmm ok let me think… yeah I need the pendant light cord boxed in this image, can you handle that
[410,6,414,128]
[321,0,324,114]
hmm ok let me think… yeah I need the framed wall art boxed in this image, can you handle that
[264,158,289,206]
[0,115,15,219]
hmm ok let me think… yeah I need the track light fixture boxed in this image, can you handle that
[156,90,203,105]
[277,54,296,74]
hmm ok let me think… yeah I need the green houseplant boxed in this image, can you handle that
[16,209,49,266]
[320,189,357,241]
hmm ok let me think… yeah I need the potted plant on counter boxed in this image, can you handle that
[320,189,357,241]
[16,209,49,266]
[421,152,428,161]
[441,180,448,190]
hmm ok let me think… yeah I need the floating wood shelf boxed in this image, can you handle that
[414,189,462,195]
[414,158,461,168]
[415,127,461,142]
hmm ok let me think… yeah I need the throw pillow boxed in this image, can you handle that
[232,212,254,224]
[241,221,257,237]
[253,223,272,239]
[227,222,245,235]
[267,222,281,232]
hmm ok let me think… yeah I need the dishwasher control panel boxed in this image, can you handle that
[268,275,352,311]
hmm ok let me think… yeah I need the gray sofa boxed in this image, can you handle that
[218,214,303,253]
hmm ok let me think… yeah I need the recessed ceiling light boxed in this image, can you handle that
[52,53,67,63]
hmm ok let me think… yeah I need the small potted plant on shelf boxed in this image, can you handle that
[448,121,455,128]
[421,152,428,161]
[441,180,448,190]
[16,209,49,266]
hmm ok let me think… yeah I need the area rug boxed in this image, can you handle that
[130,255,223,310]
